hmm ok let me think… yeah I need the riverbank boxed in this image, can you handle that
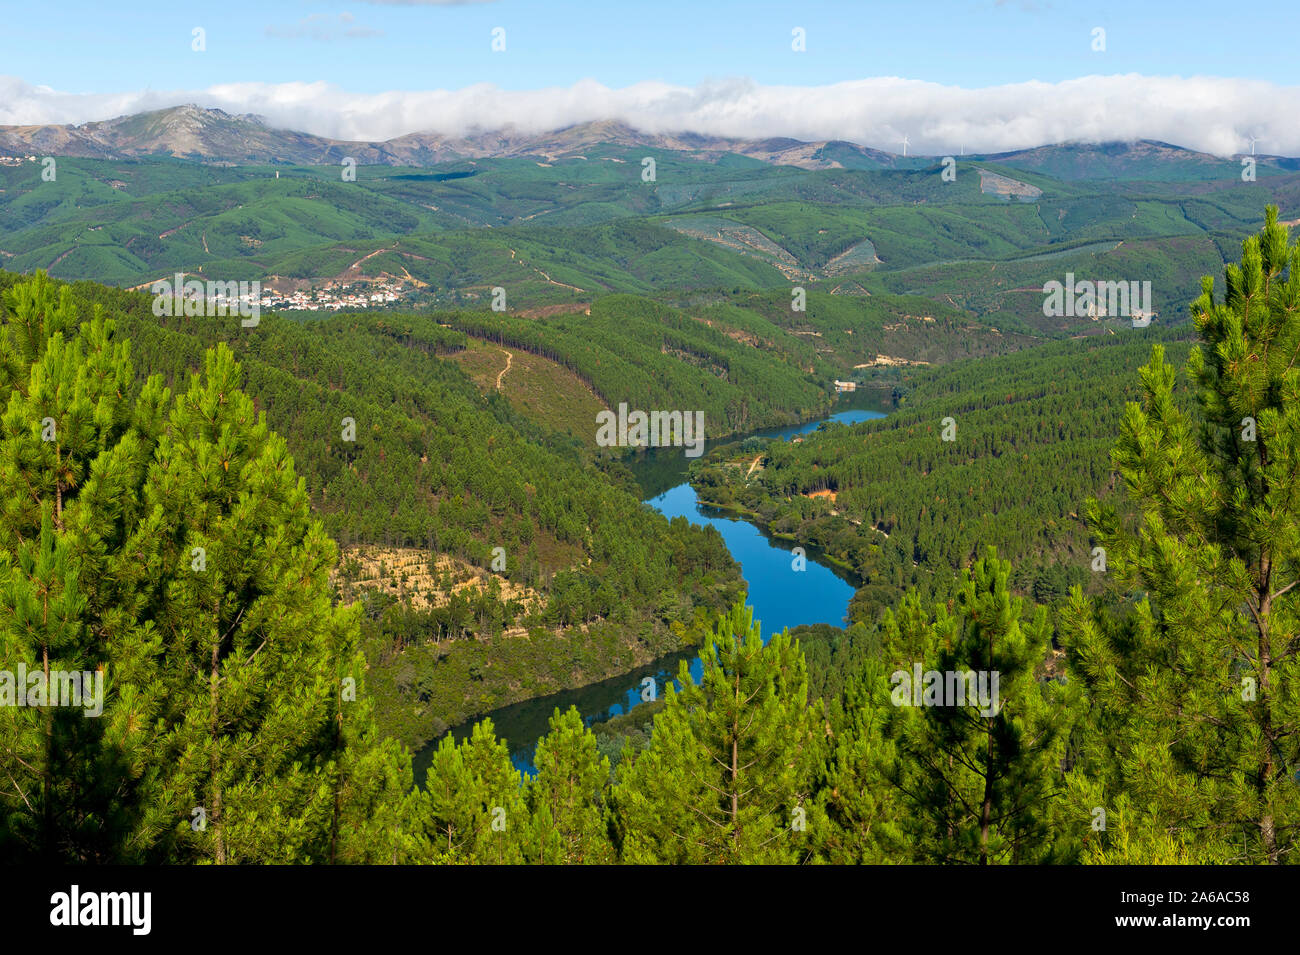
[693,496,866,580]
[368,610,723,755]
[415,402,887,775]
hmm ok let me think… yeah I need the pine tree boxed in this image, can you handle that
[611,602,818,864]
[812,653,904,863]
[121,343,363,863]
[0,509,87,859]
[1065,206,1300,864]
[1076,793,1234,864]
[324,618,416,865]
[0,275,411,864]
[882,549,1064,864]
[525,706,613,864]
[413,718,527,864]
[0,273,151,861]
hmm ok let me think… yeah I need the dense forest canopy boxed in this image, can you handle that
[4,93,1300,867]
[2,204,1298,864]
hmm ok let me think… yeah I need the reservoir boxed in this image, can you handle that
[415,402,887,776]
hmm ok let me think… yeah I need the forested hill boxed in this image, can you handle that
[6,146,1294,338]
[690,321,1197,620]
[0,269,750,743]
[0,263,1046,744]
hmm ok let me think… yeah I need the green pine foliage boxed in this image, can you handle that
[0,272,159,861]
[810,651,905,864]
[610,603,818,863]
[4,204,1300,866]
[880,549,1067,864]
[525,706,614,864]
[1064,206,1300,865]
[0,274,409,862]
[0,273,746,743]
[410,718,527,864]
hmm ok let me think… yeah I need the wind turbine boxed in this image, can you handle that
[1248,134,1259,156]
[902,134,910,157]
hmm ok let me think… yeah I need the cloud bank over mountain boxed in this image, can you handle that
[0,73,1291,157]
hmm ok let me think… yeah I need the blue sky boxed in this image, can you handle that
[2,1,1296,155]
[1,0,1291,93]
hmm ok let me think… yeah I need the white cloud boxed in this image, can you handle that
[0,73,1295,157]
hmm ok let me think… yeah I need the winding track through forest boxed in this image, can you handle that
[346,243,398,272]
[495,348,513,390]
[508,248,586,292]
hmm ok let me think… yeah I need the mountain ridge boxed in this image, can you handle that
[2,104,1290,172]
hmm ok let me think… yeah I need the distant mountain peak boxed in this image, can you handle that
[0,108,1289,174]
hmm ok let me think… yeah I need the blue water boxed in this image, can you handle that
[764,408,884,440]
[649,482,858,640]
[414,406,887,776]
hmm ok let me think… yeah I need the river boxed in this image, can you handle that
[413,399,887,777]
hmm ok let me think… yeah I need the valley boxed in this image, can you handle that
[1,113,1288,751]
[4,101,1299,869]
